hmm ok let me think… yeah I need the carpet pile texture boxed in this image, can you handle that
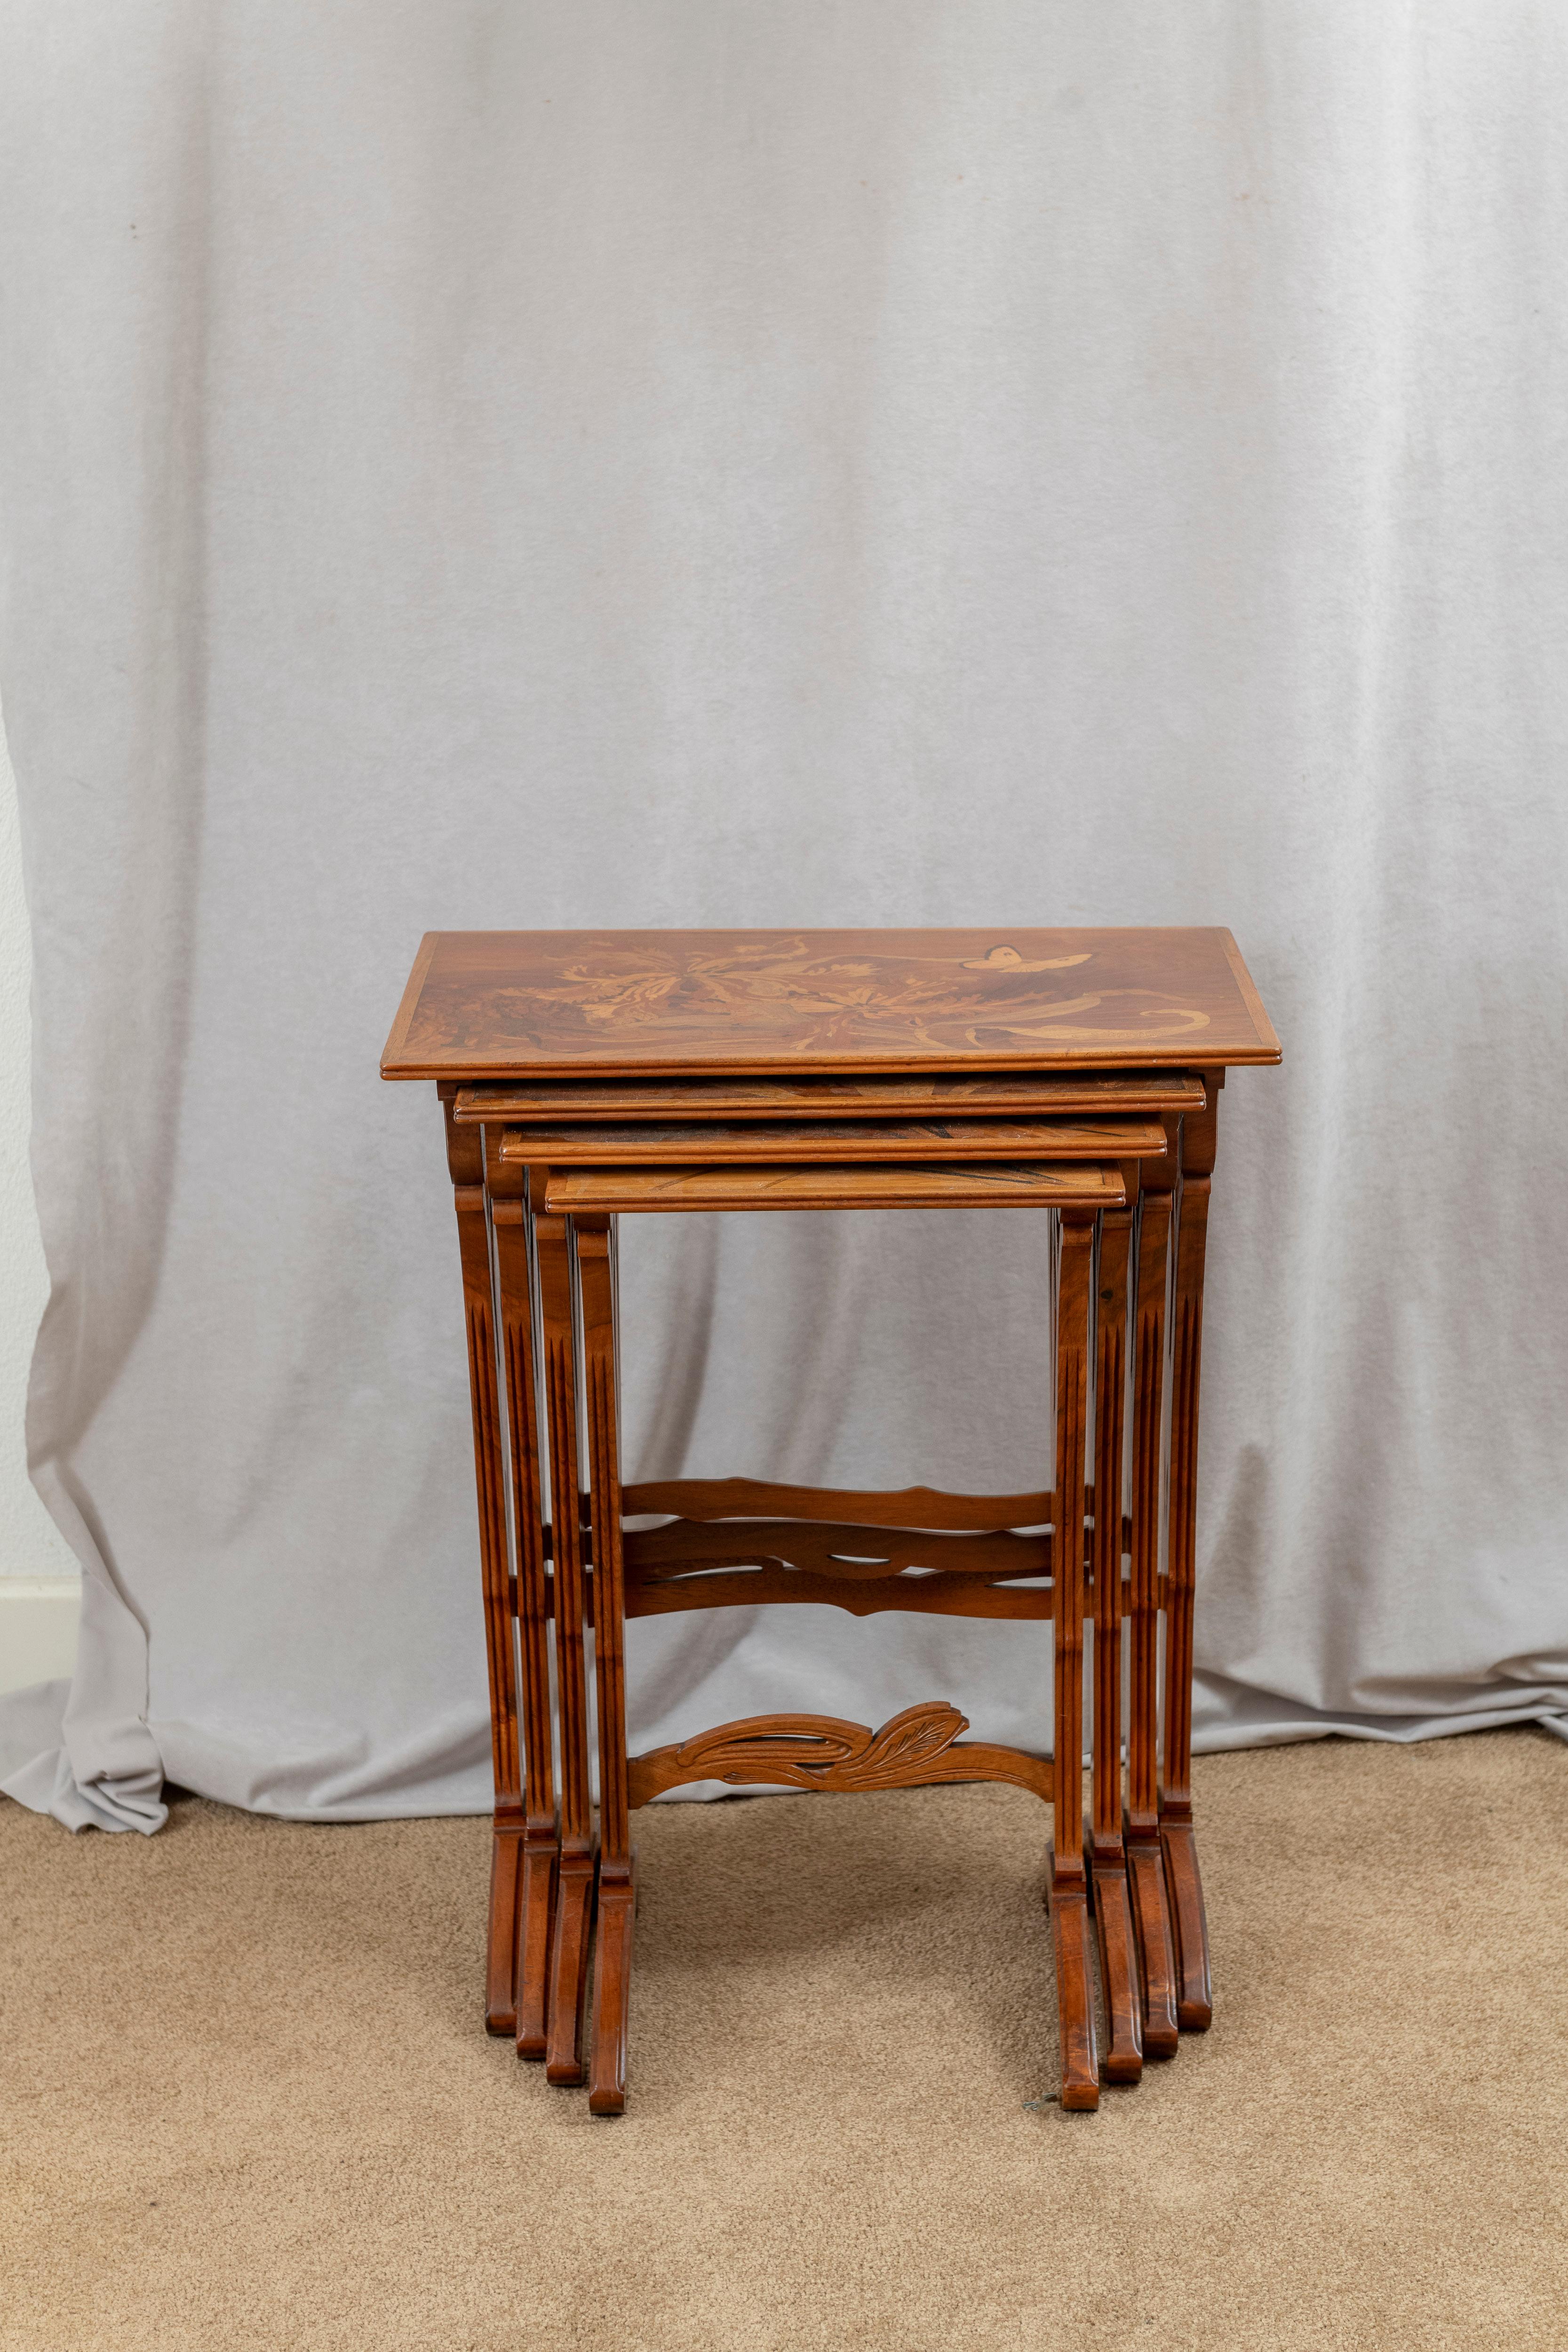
[3,1729,1564,2350]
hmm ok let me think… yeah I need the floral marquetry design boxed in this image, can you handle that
[383,927,1281,1076]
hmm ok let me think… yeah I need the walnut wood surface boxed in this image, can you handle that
[502,1115,1167,1165]
[1160,1820,1211,2038]
[1051,1211,1099,2109]
[543,1161,1127,1215]
[1163,1081,1219,2033]
[626,1701,1054,1807]
[629,1516,1051,1581]
[384,929,1281,1078]
[1051,1881,1100,2114]
[623,1564,1056,1621]
[575,1216,636,2117]
[534,1212,596,2087]
[483,1134,558,2061]
[1052,1216,1093,1891]
[407,942,1279,2109]
[1128,1843,1179,2063]
[441,1099,524,2038]
[1091,1211,1132,1852]
[622,1476,1053,1530]
[623,1516,1055,1621]
[546,1859,595,2094]
[588,1875,635,2120]
[1125,1124,1180,2059]
[1089,1205,1142,2084]
[454,1071,1208,1122]
[1090,1860,1144,2086]
[576,1220,629,1872]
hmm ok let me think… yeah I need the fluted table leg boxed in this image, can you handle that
[1127,1126,1180,2058]
[1051,1208,1099,2111]
[486,1131,558,2060]
[442,1093,523,2035]
[535,1203,597,2084]
[1090,1200,1141,2083]
[1163,1077,1221,2033]
[576,1214,636,2116]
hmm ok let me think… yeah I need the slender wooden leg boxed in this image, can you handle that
[1163,1078,1221,2033]
[442,1092,524,2035]
[1051,1209,1098,2111]
[1127,1134,1179,2058]
[576,1215,636,2117]
[486,1134,558,2060]
[1089,1204,1141,2085]
[535,1205,597,2086]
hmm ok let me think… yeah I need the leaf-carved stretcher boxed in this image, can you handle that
[382,927,1280,2115]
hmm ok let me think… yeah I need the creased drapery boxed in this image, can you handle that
[2,1,1564,1831]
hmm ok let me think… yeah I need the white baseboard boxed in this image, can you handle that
[0,1576,80,1694]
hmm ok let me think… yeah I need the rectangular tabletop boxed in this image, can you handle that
[452,1072,1207,1121]
[541,1161,1129,1214]
[383,929,1279,1079]
[501,1116,1166,1164]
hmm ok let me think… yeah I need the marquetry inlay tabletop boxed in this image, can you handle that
[382,928,1280,1080]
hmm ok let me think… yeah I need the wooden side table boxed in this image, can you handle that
[383,929,1280,2111]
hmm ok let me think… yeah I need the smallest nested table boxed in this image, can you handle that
[382,928,1280,2113]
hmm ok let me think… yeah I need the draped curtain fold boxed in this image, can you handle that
[1,0,1563,1832]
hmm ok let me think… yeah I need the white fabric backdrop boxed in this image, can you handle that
[1,0,1564,1833]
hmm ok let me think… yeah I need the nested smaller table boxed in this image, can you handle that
[382,929,1280,2112]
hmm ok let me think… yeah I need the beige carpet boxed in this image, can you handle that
[3,1729,1565,2352]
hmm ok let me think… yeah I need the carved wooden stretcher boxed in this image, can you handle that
[382,928,1280,2114]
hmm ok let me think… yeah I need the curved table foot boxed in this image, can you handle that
[1126,1834,1180,2058]
[589,1862,636,2116]
[1050,1869,1100,2111]
[515,1831,558,2060]
[1161,1814,1213,2031]
[545,1846,597,2084]
[485,1826,523,2036]
[1090,1848,1144,2084]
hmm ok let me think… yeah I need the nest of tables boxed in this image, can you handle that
[383,928,1280,2114]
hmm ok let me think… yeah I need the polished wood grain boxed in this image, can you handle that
[623,1477,1054,1530]
[384,929,1281,1078]
[502,1115,1166,1166]
[543,1162,1128,1215]
[454,1072,1208,1123]
[393,930,1281,2116]
[1051,1210,1099,2111]
[622,1516,1055,1621]
[533,1211,596,2087]
[1127,1121,1180,2059]
[483,1132,557,2061]
[624,1562,1056,1621]
[441,1096,524,2038]
[1163,1078,1220,2034]
[627,1701,1054,1808]
[1090,1205,1142,2084]
[575,1216,635,2117]
[629,1516,1051,1582]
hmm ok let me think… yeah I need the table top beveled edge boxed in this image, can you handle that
[1219,927,1282,1060]
[391,1038,1281,1079]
